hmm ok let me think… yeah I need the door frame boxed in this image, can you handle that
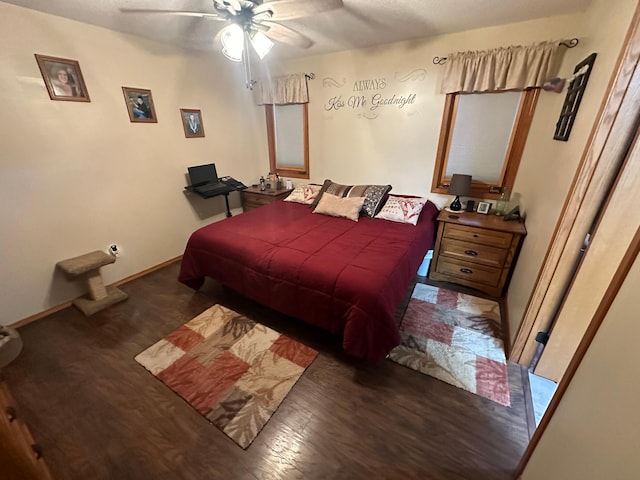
[510,2,640,367]
[514,227,640,477]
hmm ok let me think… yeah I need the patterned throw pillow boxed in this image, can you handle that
[313,192,366,222]
[283,184,322,205]
[374,195,429,225]
[310,179,392,217]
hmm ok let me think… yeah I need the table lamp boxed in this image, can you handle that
[448,174,472,211]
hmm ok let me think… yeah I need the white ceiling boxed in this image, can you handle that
[3,0,593,59]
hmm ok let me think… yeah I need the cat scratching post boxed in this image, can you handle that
[56,250,128,316]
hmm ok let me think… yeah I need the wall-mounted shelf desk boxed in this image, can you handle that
[184,183,247,217]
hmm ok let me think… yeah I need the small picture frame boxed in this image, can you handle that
[122,87,157,123]
[477,201,492,214]
[180,109,205,138]
[34,54,90,102]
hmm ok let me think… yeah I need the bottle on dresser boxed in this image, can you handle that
[496,187,511,215]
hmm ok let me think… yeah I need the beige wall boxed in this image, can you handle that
[281,13,590,204]
[522,247,640,479]
[278,5,634,342]
[0,3,267,325]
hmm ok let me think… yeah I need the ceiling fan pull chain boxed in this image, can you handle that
[243,30,255,90]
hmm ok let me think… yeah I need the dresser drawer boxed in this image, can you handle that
[241,188,292,212]
[242,199,268,211]
[0,379,54,480]
[242,192,274,208]
[444,223,513,249]
[440,237,507,269]
[435,257,502,287]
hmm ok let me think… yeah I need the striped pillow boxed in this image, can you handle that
[311,179,392,217]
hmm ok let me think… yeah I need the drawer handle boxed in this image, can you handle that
[460,268,473,274]
[31,443,43,459]
[5,406,16,422]
[464,249,478,256]
[473,234,478,238]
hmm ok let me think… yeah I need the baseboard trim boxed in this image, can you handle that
[112,255,182,287]
[10,302,73,329]
[10,255,183,329]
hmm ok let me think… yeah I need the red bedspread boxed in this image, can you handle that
[178,200,439,362]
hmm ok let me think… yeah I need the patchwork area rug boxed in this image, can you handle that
[389,284,510,406]
[135,304,318,448]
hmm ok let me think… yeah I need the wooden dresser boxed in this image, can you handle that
[0,375,55,479]
[240,186,292,212]
[428,210,526,297]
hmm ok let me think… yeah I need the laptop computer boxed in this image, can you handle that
[188,163,234,196]
[188,163,220,189]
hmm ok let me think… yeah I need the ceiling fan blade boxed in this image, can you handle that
[214,0,243,13]
[119,9,226,20]
[262,21,313,49]
[255,0,342,21]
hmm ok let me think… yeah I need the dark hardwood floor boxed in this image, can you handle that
[3,261,530,480]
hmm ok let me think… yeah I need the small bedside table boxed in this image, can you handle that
[241,186,292,212]
[428,210,527,297]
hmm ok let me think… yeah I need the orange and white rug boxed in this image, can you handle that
[389,284,510,406]
[135,304,317,448]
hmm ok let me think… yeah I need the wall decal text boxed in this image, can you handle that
[322,69,425,119]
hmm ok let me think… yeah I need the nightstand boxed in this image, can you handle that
[240,186,292,212]
[428,210,526,297]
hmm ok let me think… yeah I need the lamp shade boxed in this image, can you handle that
[448,174,472,196]
[220,24,244,62]
[250,31,274,59]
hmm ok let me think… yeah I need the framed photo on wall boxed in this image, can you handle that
[122,87,157,123]
[180,109,205,138]
[34,54,90,102]
[477,201,492,214]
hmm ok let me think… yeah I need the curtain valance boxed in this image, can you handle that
[440,41,563,94]
[254,73,309,105]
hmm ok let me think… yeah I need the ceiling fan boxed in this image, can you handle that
[121,0,342,88]
[121,0,343,58]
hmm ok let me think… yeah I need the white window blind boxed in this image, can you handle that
[445,91,521,183]
[274,104,304,168]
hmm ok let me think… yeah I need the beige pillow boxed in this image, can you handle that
[313,192,366,222]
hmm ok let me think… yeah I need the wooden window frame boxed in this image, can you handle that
[265,103,310,179]
[431,88,539,200]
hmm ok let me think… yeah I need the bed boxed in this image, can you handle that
[178,198,439,362]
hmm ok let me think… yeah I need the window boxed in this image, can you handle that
[431,89,539,198]
[265,103,309,179]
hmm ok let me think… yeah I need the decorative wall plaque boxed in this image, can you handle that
[554,53,597,141]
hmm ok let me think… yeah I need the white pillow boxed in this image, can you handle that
[374,196,428,225]
[283,184,322,205]
[313,192,366,222]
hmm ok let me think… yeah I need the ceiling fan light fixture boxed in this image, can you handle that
[220,23,244,62]
[250,30,274,59]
